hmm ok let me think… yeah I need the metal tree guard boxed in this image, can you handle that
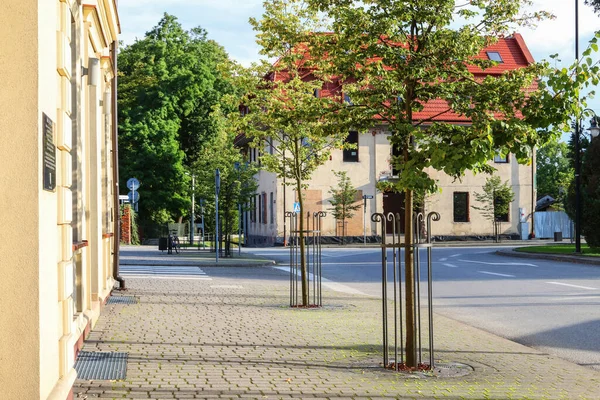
[285,211,325,307]
[372,210,440,370]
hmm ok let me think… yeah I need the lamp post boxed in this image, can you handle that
[190,174,195,245]
[215,169,221,262]
[234,162,242,256]
[199,199,205,249]
[575,110,600,252]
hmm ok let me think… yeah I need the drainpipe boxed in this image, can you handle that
[111,40,125,289]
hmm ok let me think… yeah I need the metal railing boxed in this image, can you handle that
[286,211,325,307]
[372,211,440,370]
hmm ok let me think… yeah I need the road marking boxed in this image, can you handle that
[119,265,212,280]
[211,285,243,289]
[546,282,597,291]
[272,266,372,296]
[449,254,461,258]
[550,296,600,301]
[458,259,538,267]
[478,271,516,278]
[322,251,375,258]
[443,263,459,268]
[439,257,448,261]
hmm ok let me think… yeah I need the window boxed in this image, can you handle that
[314,89,320,98]
[343,94,353,105]
[268,137,274,155]
[262,192,267,224]
[494,152,509,163]
[251,196,257,222]
[269,192,274,224]
[392,144,401,176]
[453,192,469,222]
[258,194,262,223]
[494,196,510,222]
[487,51,503,63]
[343,131,359,162]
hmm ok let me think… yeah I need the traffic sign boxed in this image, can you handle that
[128,191,139,203]
[127,177,140,191]
[293,202,300,213]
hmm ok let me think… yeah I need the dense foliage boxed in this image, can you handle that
[118,14,235,234]
[536,139,573,209]
[579,136,600,248]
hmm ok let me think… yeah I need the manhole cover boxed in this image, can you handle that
[74,352,128,380]
[432,362,473,378]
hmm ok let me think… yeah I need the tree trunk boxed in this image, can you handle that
[297,181,309,306]
[404,188,416,367]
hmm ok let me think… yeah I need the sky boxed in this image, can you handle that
[117,0,600,129]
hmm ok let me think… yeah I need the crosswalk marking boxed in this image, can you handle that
[119,265,212,280]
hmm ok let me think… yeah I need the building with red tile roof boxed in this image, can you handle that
[240,34,538,244]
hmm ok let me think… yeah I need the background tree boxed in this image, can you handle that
[472,176,515,233]
[118,14,235,235]
[304,0,600,367]
[579,135,600,248]
[193,108,258,255]
[328,171,361,244]
[229,0,355,306]
[586,0,600,14]
[536,139,573,209]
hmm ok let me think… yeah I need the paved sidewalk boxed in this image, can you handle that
[73,246,600,399]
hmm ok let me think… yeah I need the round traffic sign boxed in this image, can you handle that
[128,191,140,203]
[127,177,140,190]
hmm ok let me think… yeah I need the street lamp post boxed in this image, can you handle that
[234,162,242,256]
[199,199,205,250]
[190,174,195,246]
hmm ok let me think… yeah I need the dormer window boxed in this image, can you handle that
[487,51,503,63]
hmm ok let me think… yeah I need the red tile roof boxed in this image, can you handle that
[272,33,535,124]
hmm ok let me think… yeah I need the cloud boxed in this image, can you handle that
[520,0,599,62]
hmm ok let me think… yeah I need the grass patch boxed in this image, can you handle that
[515,244,600,256]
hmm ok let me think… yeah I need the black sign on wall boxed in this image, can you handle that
[43,113,57,192]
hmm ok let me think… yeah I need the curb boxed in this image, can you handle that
[495,249,600,266]
[119,259,277,267]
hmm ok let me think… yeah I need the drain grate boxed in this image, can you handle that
[106,296,137,305]
[74,352,128,380]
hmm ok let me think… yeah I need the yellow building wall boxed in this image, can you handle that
[0,1,42,398]
[0,1,119,399]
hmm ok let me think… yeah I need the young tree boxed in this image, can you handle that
[229,0,356,306]
[472,176,515,234]
[303,0,600,367]
[328,171,361,244]
[194,107,258,256]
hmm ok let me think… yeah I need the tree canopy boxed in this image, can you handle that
[247,0,600,368]
[118,14,235,231]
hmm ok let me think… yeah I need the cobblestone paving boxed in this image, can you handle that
[74,266,600,399]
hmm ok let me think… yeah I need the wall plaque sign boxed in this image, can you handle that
[43,113,57,192]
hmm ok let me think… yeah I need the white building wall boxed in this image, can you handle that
[248,129,534,243]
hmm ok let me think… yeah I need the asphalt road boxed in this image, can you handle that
[246,245,600,371]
